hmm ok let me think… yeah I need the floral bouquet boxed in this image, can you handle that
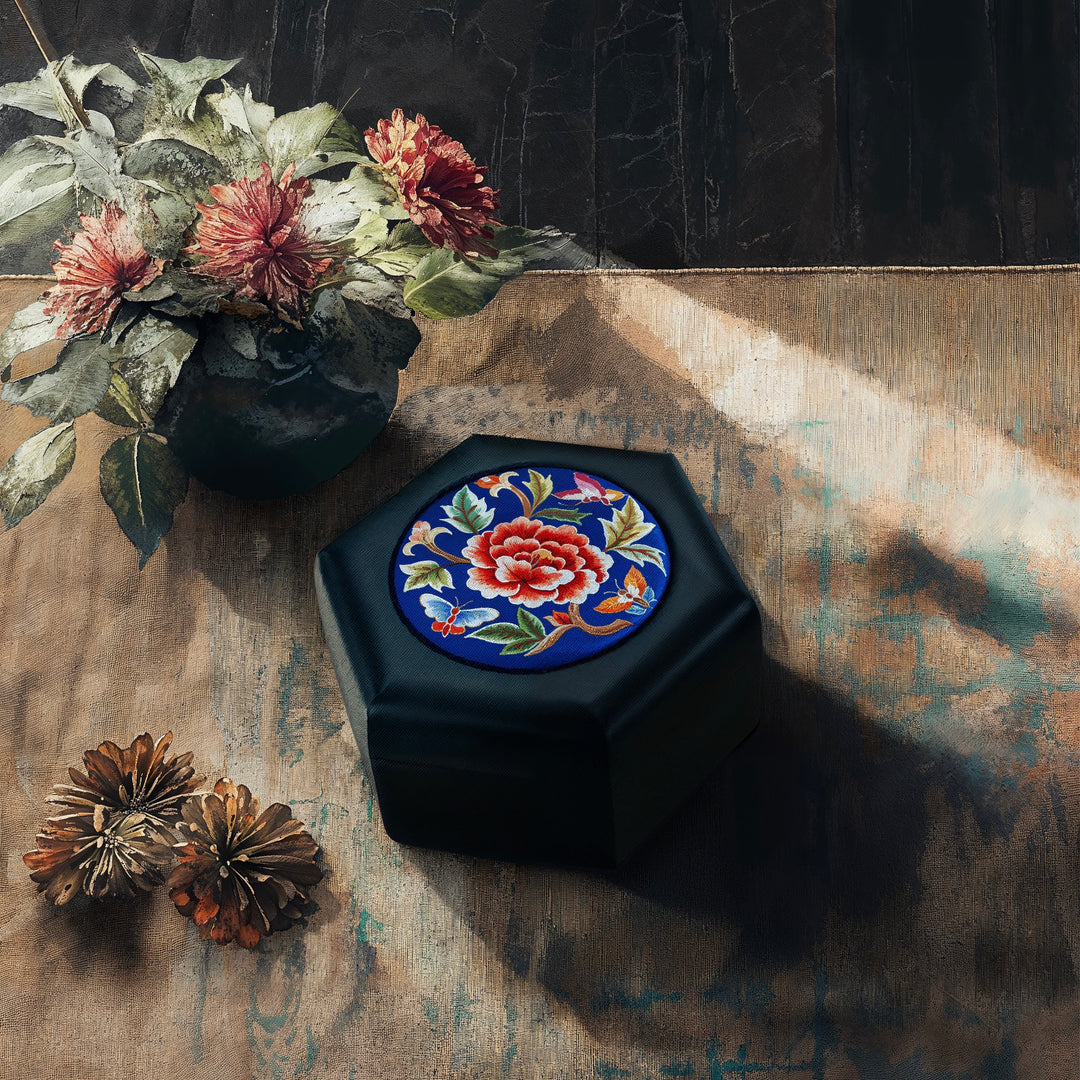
[0,51,574,565]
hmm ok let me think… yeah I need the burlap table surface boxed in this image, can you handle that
[0,269,1077,1078]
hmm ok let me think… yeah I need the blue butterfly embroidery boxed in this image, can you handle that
[419,594,499,637]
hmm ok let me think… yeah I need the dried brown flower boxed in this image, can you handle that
[22,731,202,904]
[23,806,175,904]
[48,731,203,828]
[168,778,323,948]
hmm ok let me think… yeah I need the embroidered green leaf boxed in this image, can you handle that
[0,422,76,527]
[95,371,145,428]
[516,608,546,638]
[0,299,66,381]
[601,496,654,551]
[2,336,112,422]
[399,560,453,592]
[99,432,189,568]
[611,542,666,572]
[441,484,494,534]
[535,507,588,525]
[525,469,553,512]
[468,613,547,655]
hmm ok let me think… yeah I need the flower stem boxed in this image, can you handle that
[525,603,632,656]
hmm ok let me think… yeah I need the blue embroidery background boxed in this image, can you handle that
[391,465,671,672]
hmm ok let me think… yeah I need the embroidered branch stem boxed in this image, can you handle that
[424,540,470,565]
[525,603,632,656]
[507,483,533,517]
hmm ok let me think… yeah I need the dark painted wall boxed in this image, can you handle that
[1,0,1077,268]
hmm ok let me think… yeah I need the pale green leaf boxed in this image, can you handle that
[0,422,76,527]
[363,222,431,276]
[399,560,453,592]
[95,371,145,427]
[525,469,553,511]
[54,57,139,101]
[99,432,189,568]
[600,496,654,551]
[136,52,241,121]
[266,102,339,177]
[300,177,382,243]
[0,72,63,122]
[38,129,124,202]
[206,81,274,140]
[0,299,65,381]
[123,270,228,318]
[113,314,198,418]
[2,337,112,422]
[468,622,534,649]
[122,139,228,257]
[0,138,78,266]
[401,225,553,319]
[613,542,666,571]
[441,484,494,534]
[307,286,419,392]
[341,210,389,259]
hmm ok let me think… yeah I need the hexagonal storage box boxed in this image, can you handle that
[315,435,761,867]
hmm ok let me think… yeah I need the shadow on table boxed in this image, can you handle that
[406,645,1074,1051]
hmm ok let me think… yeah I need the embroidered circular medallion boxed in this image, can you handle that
[391,466,671,671]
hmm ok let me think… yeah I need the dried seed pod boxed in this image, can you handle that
[24,805,175,904]
[48,731,203,828]
[168,778,323,948]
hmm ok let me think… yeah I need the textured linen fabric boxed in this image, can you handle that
[0,269,1077,1078]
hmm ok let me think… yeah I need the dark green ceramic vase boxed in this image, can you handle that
[155,286,420,499]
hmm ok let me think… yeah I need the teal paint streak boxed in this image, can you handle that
[276,639,346,766]
[502,1002,518,1076]
[705,1043,812,1078]
[959,544,1050,651]
[247,940,308,1080]
[424,999,440,1034]
[595,1063,631,1078]
[701,978,776,1019]
[660,1061,697,1077]
[299,1026,317,1075]
[592,983,683,1011]
[738,446,757,488]
[451,985,477,1069]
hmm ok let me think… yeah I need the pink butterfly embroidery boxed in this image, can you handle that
[553,472,624,505]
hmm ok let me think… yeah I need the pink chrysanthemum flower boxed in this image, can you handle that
[43,204,162,337]
[185,162,337,325]
[365,109,500,258]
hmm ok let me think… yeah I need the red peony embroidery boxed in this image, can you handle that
[365,109,500,258]
[464,516,612,608]
[43,204,162,337]
[185,162,336,325]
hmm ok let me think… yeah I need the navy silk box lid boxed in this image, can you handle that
[315,435,762,867]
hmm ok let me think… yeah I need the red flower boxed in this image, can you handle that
[185,162,336,325]
[464,516,612,608]
[43,204,162,337]
[365,109,500,257]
